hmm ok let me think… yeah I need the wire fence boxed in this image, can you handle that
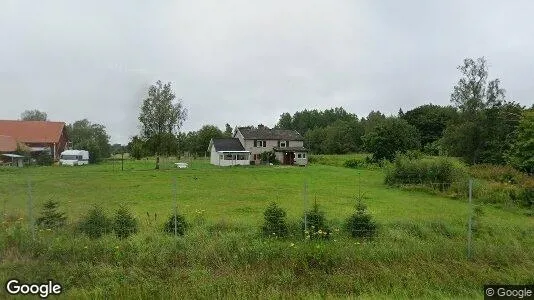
[1,163,532,260]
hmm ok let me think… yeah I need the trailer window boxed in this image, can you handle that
[61,155,78,160]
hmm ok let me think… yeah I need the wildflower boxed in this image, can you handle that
[115,246,119,249]
[290,243,295,247]
[84,246,88,249]
[18,217,23,221]
[46,228,52,231]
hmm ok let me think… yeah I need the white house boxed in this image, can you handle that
[208,138,251,166]
[233,125,308,166]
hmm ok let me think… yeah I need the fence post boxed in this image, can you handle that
[174,177,178,237]
[467,178,473,260]
[27,178,35,240]
[303,180,308,238]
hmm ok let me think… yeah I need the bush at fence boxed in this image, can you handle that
[112,206,139,239]
[261,202,288,238]
[77,206,112,238]
[302,202,331,240]
[469,164,527,185]
[36,200,67,230]
[384,154,468,190]
[163,213,188,236]
[345,201,377,238]
[474,182,534,209]
[343,159,363,169]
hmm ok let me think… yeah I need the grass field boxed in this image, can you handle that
[1,157,534,299]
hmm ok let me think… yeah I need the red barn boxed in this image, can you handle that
[0,120,69,160]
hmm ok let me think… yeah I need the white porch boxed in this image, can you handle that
[214,151,251,166]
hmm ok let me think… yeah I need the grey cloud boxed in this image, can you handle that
[1,0,533,143]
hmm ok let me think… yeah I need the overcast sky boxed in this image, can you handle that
[1,1,533,143]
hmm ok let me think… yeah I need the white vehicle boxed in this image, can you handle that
[59,150,89,166]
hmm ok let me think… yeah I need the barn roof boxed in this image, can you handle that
[0,135,17,152]
[210,138,245,152]
[0,120,66,144]
[237,127,304,141]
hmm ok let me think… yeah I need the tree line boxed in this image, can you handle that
[275,57,533,173]
[127,57,533,173]
[19,57,532,173]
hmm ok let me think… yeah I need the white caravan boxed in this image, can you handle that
[59,150,89,166]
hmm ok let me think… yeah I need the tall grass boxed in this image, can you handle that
[2,217,534,299]
[384,155,468,191]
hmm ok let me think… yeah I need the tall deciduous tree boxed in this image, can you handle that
[507,110,534,173]
[67,119,111,163]
[362,117,420,161]
[20,109,48,121]
[402,104,458,149]
[224,123,233,137]
[138,81,187,165]
[443,57,522,164]
[191,125,224,156]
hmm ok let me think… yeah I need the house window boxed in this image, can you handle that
[279,140,289,147]
[254,140,266,147]
[297,153,307,159]
[220,155,223,160]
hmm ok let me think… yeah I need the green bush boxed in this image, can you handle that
[345,201,377,238]
[163,213,187,236]
[302,202,331,240]
[112,206,138,239]
[260,151,277,164]
[36,200,66,229]
[36,152,53,166]
[385,154,468,191]
[469,164,525,185]
[343,159,363,169]
[77,206,112,238]
[261,202,288,238]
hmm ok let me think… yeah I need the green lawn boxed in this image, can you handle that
[1,158,533,299]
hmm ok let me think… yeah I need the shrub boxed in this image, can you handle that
[469,164,526,185]
[36,152,53,166]
[511,187,534,208]
[343,159,363,169]
[345,201,377,238]
[385,154,468,191]
[78,206,112,238]
[259,151,277,164]
[112,206,138,239]
[261,202,288,238]
[302,202,331,240]
[163,213,187,236]
[36,200,66,229]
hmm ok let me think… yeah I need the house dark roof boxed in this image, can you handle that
[0,120,66,144]
[211,138,246,152]
[237,127,304,141]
